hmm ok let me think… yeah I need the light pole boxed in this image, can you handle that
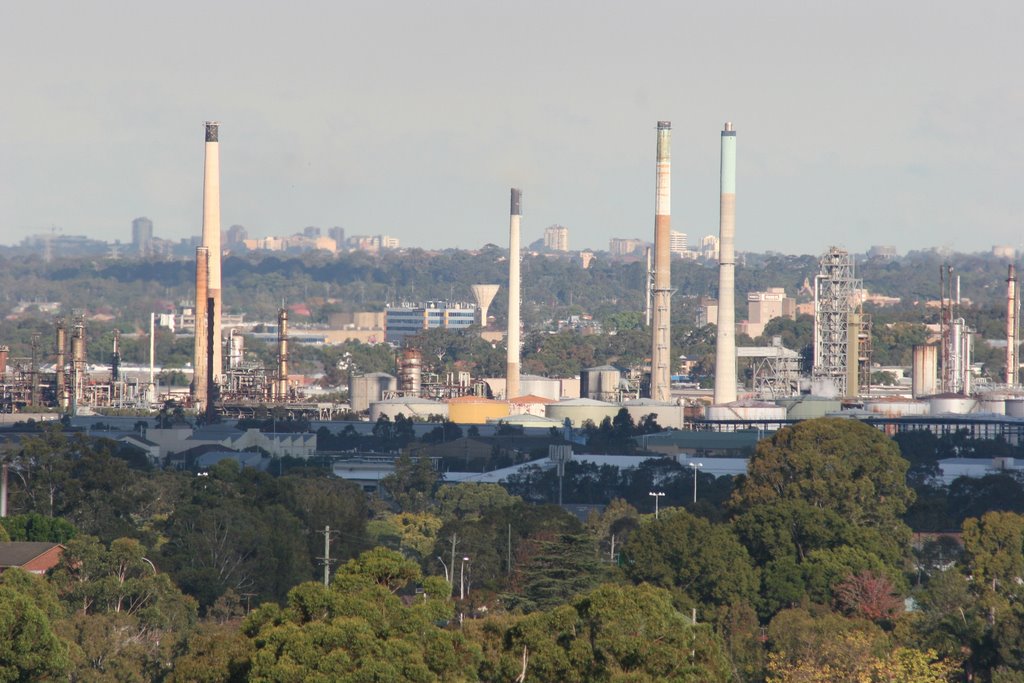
[649,491,665,519]
[460,556,470,600]
[689,462,704,503]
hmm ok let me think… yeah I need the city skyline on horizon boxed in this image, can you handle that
[3,2,1021,257]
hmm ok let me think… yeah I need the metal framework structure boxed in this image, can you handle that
[812,247,866,397]
[737,345,802,399]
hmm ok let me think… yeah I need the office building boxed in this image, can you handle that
[385,301,477,343]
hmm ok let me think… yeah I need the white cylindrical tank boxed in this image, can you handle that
[546,398,621,427]
[929,394,977,415]
[863,398,930,418]
[778,396,843,420]
[978,398,1007,415]
[622,399,685,429]
[519,374,562,401]
[1006,399,1024,418]
[705,400,788,422]
[370,397,447,421]
[581,366,621,403]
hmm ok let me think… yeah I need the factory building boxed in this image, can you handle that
[741,287,796,338]
[384,301,477,343]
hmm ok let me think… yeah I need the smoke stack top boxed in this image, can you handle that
[205,121,219,142]
[723,121,734,133]
[510,188,522,216]
[657,121,671,130]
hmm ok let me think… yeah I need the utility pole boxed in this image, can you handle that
[317,526,337,586]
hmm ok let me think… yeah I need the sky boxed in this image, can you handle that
[1,1,1022,256]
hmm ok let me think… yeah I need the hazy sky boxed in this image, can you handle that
[2,1,1021,255]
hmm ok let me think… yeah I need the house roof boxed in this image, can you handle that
[0,542,63,569]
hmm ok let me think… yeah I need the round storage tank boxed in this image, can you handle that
[705,400,788,422]
[778,396,843,420]
[369,397,447,422]
[978,398,1007,415]
[928,394,978,415]
[546,398,621,427]
[622,399,685,430]
[519,374,562,401]
[447,396,510,424]
[350,372,397,413]
[863,398,930,418]
[1006,399,1024,418]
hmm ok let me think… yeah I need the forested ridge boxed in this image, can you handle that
[3,418,1024,680]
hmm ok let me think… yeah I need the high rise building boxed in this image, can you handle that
[226,224,248,247]
[328,226,345,250]
[609,238,647,257]
[543,225,569,252]
[131,217,153,256]
[669,230,687,255]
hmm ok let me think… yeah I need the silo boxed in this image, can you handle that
[928,393,977,415]
[518,374,561,401]
[581,365,621,402]
[912,345,938,399]
[350,372,397,413]
[1006,399,1024,418]
[622,399,685,429]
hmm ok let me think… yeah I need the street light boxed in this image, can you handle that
[689,462,704,503]
[460,556,470,600]
[648,491,666,519]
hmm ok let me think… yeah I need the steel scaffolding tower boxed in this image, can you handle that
[813,247,866,397]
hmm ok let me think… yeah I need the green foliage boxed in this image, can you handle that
[507,533,603,613]
[0,512,77,543]
[623,507,759,611]
[0,583,69,682]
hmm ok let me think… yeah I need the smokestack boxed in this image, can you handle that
[202,121,223,385]
[506,188,522,400]
[71,320,86,409]
[55,323,67,410]
[644,246,653,328]
[149,313,156,404]
[650,121,672,402]
[0,462,7,518]
[111,330,121,382]
[0,346,7,379]
[1008,264,1019,386]
[714,122,738,404]
[193,247,210,409]
[278,308,289,400]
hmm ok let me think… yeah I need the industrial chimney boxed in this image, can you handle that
[1008,264,1019,386]
[55,322,67,411]
[650,121,672,402]
[713,122,738,404]
[202,122,223,385]
[506,188,522,400]
[193,246,210,409]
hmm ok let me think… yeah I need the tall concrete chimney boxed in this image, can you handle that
[278,308,289,400]
[193,247,210,409]
[55,322,67,411]
[202,122,223,385]
[650,121,672,402]
[714,122,738,404]
[506,188,522,400]
[1008,264,1019,386]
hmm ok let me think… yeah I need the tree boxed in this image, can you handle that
[0,582,69,682]
[507,533,603,612]
[731,418,914,566]
[622,507,759,611]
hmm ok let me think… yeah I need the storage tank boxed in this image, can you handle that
[978,397,1008,415]
[580,365,621,403]
[705,400,788,422]
[862,398,930,418]
[546,397,621,427]
[518,374,562,401]
[1006,399,1024,418]
[350,372,397,413]
[447,396,510,424]
[928,393,977,415]
[622,399,685,429]
[370,397,447,422]
[778,396,843,420]
[912,344,938,399]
